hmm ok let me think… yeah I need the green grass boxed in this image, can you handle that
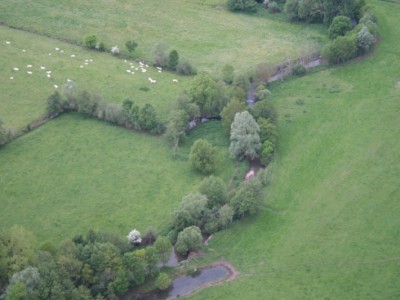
[0,25,192,131]
[185,1,400,298]
[0,0,326,73]
[0,114,239,243]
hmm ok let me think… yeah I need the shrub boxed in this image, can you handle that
[323,34,357,64]
[218,204,234,228]
[248,99,277,123]
[268,1,281,13]
[260,139,274,165]
[221,64,235,84]
[154,237,172,265]
[127,229,142,245]
[175,226,203,256]
[176,60,196,75]
[221,98,246,134]
[125,40,138,53]
[229,178,262,218]
[96,41,106,52]
[111,45,120,55]
[189,139,217,174]
[328,16,352,39]
[155,273,171,290]
[47,91,64,117]
[292,64,306,76]
[84,35,97,49]
[142,227,157,246]
[227,0,258,12]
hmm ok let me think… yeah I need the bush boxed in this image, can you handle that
[175,226,203,256]
[260,139,274,165]
[189,139,217,174]
[47,91,65,117]
[176,60,196,75]
[155,273,171,290]
[84,35,97,49]
[292,64,306,76]
[96,41,106,52]
[229,178,262,218]
[199,176,227,208]
[173,193,208,232]
[125,40,138,53]
[127,229,142,245]
[227,0,258,12]
[221,64,235,84]
[328,16,352,39]
[323,34,357,65]
[268,2,281,13]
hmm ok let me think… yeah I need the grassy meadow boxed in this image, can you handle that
[0,114,242,243]
[186,0,400,298]
[0,25,192,130]
[0,0,326,73]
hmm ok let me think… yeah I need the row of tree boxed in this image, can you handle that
[47,81,164,134]
[0,227,174,299]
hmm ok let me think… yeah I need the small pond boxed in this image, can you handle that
[122,265,232,300]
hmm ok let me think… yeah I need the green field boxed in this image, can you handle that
[187,1,400,298]
[0,114,241,243]
[0,25,192,130]
[0,0,325,73]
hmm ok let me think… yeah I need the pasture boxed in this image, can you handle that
[0,25,191,130]
[0,0,326,73]
[187,0,400,298]
[0,114,242,243]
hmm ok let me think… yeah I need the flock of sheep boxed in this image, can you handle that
[4,40,179,90]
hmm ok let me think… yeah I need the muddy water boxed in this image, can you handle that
[122,265,231,300]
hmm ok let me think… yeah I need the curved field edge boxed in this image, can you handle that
[190,1,400,299]
[0,114,241,243]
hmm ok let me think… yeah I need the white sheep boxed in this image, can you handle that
[126,69,131,73]
[55,47,60,51]
[5,41,11,44]
[22,49,26,52]
[47,74,51,78]
[27,64,32,68]
[13,67,19,71]
[27,71,33,75]
[40,66,46,70]
[70,54,76,58]
[172,79,178,83]
[80,65,84,68]
[54,84,58,89]
[9,76,14,80]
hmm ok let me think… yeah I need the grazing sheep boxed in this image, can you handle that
[5,41,11,44]
[54,84,58,89]
[40,66,46,70]
[9,76,13,80]
[27,64,32,68]
[47,74,51,78]
[22,49,26,52]
[172,79,178,83]
[80,65,84,68]
[27,71,32,75]
[126,69,131,73]
[55,47,60,51]
[48,53,52,56]
[70,54,76,58]
[60,50,64,53]
[13,67,19,71]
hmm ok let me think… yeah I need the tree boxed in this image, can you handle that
[328,16,352,39]
[199,176,227,208]
[189,72,218,117]
[189,139,217,174]
[323,0,356,25]
[248,99,277,123]
[165,110,189,147]
[227,0,258,12]
[125,40,138,53]
[175,226,203,256]
[323,34,357,64]
[154,237,172,265]
[155,273,171,290]
[356,26,374,53]
[221,98,246,134]
[229,111,261,160]
[6,266,41,299]
[173,193,208,232]
[229,178,262,218]
[218,204,234,228]
[168,50,179,70]
[46,91,64,117]
[139,103,160,132]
